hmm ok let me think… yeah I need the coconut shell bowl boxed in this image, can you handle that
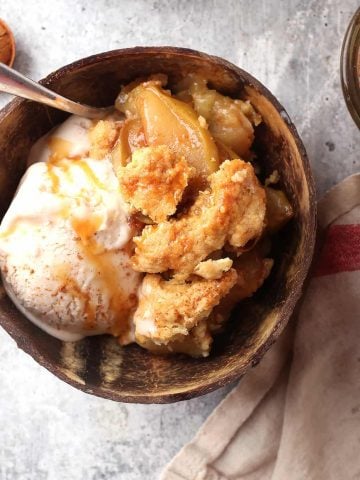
[0,47,316,403]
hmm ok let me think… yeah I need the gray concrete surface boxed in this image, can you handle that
[0,0,358,479]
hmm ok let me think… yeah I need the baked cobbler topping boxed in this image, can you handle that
[0,75,293,357]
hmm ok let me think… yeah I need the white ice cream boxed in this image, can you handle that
[0,116,141,341]
[27,115,93,165]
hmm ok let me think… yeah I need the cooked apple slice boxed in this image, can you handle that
[176,74,261,159]
[205,94,256,159]
[265,187,294,233]
[111,119,146,173]
[119,83,219,178]
[215,139,238,162]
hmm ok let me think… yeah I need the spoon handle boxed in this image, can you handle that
[0,63,112,119]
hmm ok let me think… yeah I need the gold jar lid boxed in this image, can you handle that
[0,18,15,67]
[341,8,360,129]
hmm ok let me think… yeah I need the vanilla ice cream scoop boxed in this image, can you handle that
[0,115,141,342]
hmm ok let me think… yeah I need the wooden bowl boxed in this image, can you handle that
[0,47,316,403]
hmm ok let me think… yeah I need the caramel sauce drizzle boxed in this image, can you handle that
[75,159,107,191]
[71,217,135,336]
[47,136,74,162]
[46,134,134,334]
[47,137,106,193]
[46,163,60,194]
[71,215,102,247]
[55,264,97,331]
[0,214,50,239]
[0,221,19,239]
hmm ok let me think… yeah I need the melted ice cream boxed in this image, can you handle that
[0,116,141,341]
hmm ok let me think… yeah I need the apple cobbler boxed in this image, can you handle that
[89,74,293,357]
[0,73,293,357]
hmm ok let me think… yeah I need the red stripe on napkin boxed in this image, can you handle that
[314,224,360,277]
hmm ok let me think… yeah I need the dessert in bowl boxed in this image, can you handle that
[0,48,316,402]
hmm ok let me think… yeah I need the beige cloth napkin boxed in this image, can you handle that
[161,174,360,480]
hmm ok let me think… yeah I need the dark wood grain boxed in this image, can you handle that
[0,47,316,403]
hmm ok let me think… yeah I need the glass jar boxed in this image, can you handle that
[341,7,360,128]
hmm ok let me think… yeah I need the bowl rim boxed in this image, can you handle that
[0,47,317,403]
[340,7,360,129]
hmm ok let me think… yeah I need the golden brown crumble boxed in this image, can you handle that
[118,145,195,223]
[89,120,121,159]
[134,269,237,347]
[132,159,266,276]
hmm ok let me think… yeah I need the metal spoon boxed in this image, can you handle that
[0,62,113,119]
